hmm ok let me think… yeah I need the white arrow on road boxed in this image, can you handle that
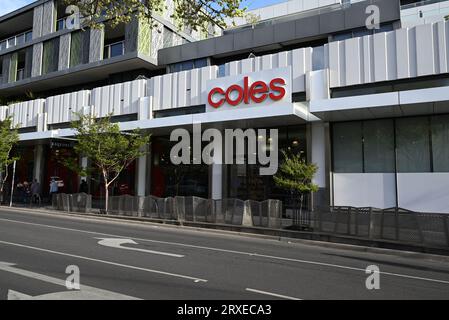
[0,262,139,300]
[96,238,184,258]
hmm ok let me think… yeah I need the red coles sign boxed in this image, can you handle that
[208,77,287,109]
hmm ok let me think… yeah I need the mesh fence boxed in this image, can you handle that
[94,195,282,227]
[309,207,449,247]
[52,193,92,213]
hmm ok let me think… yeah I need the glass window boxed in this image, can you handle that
[110,42,124,58]
[25,31,33,42]
[7,37,15,48]
[42,38,59,74]
[332,122,363,173]
[396,117,431,172]
[431,115,449,172]
[363,119,395,173]
[0,41,6,51]
[16,34,25,46]
[194,58,208,69]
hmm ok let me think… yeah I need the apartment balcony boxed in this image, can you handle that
[0,30,33,54]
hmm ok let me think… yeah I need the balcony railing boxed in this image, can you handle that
[0,30,33,52]
[104,40,125,59]
[401,0,449,10]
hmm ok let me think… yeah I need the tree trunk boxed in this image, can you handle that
[299,194,304,220]
[103,174,109,213]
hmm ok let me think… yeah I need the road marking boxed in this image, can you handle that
[0,240,208,283]
[96,238,184,258]
[0,262,139,300]
[246,288,302,300]
[0,217,449,286]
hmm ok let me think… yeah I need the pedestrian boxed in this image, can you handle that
[31,179,41,205]
[49,178,59,201]
[23,181,31,204]
[79,180,88,194]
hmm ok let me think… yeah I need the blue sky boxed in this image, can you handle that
[0,0,287,17]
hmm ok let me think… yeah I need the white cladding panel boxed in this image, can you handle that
[0,106,7,121]
[149,66,218,110]
[333,173,397,209]
[91,79,146,117]
[327,20,449,88]
[225,48,312,93]
[397,173,449,214]
[46,90,90,124]
[9,100,45,128]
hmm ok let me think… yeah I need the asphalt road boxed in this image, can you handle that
[0,207,448,300]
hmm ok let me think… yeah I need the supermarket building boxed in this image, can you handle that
[2,0,449,214]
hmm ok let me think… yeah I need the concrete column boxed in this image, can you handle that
[58,33,71,71]
[32,4,43,40]
[42,0,56,36]
[136,145,149,197]
[89,25,105,63]
[31,43,43,77]
[211,165,222,200]
[33,145,45,184]
[310,121,329,210]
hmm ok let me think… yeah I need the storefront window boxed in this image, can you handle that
[396,117,431,173]
[151,137,209,198]
[332,122,363,173]
[226,125,307,205]
[363,119,395,173]
[431,115,449,172]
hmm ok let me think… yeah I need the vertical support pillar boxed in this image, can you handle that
[89,25,105,63]
[136,145,149,197]
[310,121,329,211]
[211,164,222,200]
[42,0,56,36]
[33,145,45,184]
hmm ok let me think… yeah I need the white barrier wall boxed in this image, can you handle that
[46,90,90,124]
[91,79,146,117]
[326,21,449,88]
[149,66,218,110]
[9,100,45,128]
[397,173,449,214]
[0,106,7,121]
[333,173,397,209]
[225,48,312,93]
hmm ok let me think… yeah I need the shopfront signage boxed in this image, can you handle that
[206,67,292,112]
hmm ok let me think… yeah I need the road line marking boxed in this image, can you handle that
[1,217,449,286]
[96,238,184,258]
[0,262,139,300]
[0,240,208,283]
[246,288,302,300]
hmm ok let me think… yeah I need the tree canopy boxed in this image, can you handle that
[68,113,150,211]
[64,0,246,33]
[0,117,19,197]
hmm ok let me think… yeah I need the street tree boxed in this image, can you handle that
[274,151,319,220]
[68,113,150,212]
[64,0,246,33]
[0,117,19,203]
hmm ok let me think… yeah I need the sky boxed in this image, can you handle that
[0,0,287,17]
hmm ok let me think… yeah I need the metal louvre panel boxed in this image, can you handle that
[91,79,146,117]
[149,66,218,110]
[224,48,312,93]
[9,99,44,128]
[0,106,7,121]
[327,20,449,88]
[46,90,90,125]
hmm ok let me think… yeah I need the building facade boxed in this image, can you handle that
[1,0,449,214]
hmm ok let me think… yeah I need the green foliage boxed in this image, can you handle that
[67,113,150,211]
[274,151,319,195]
[64,0,246,34]
[0,117,20,194]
